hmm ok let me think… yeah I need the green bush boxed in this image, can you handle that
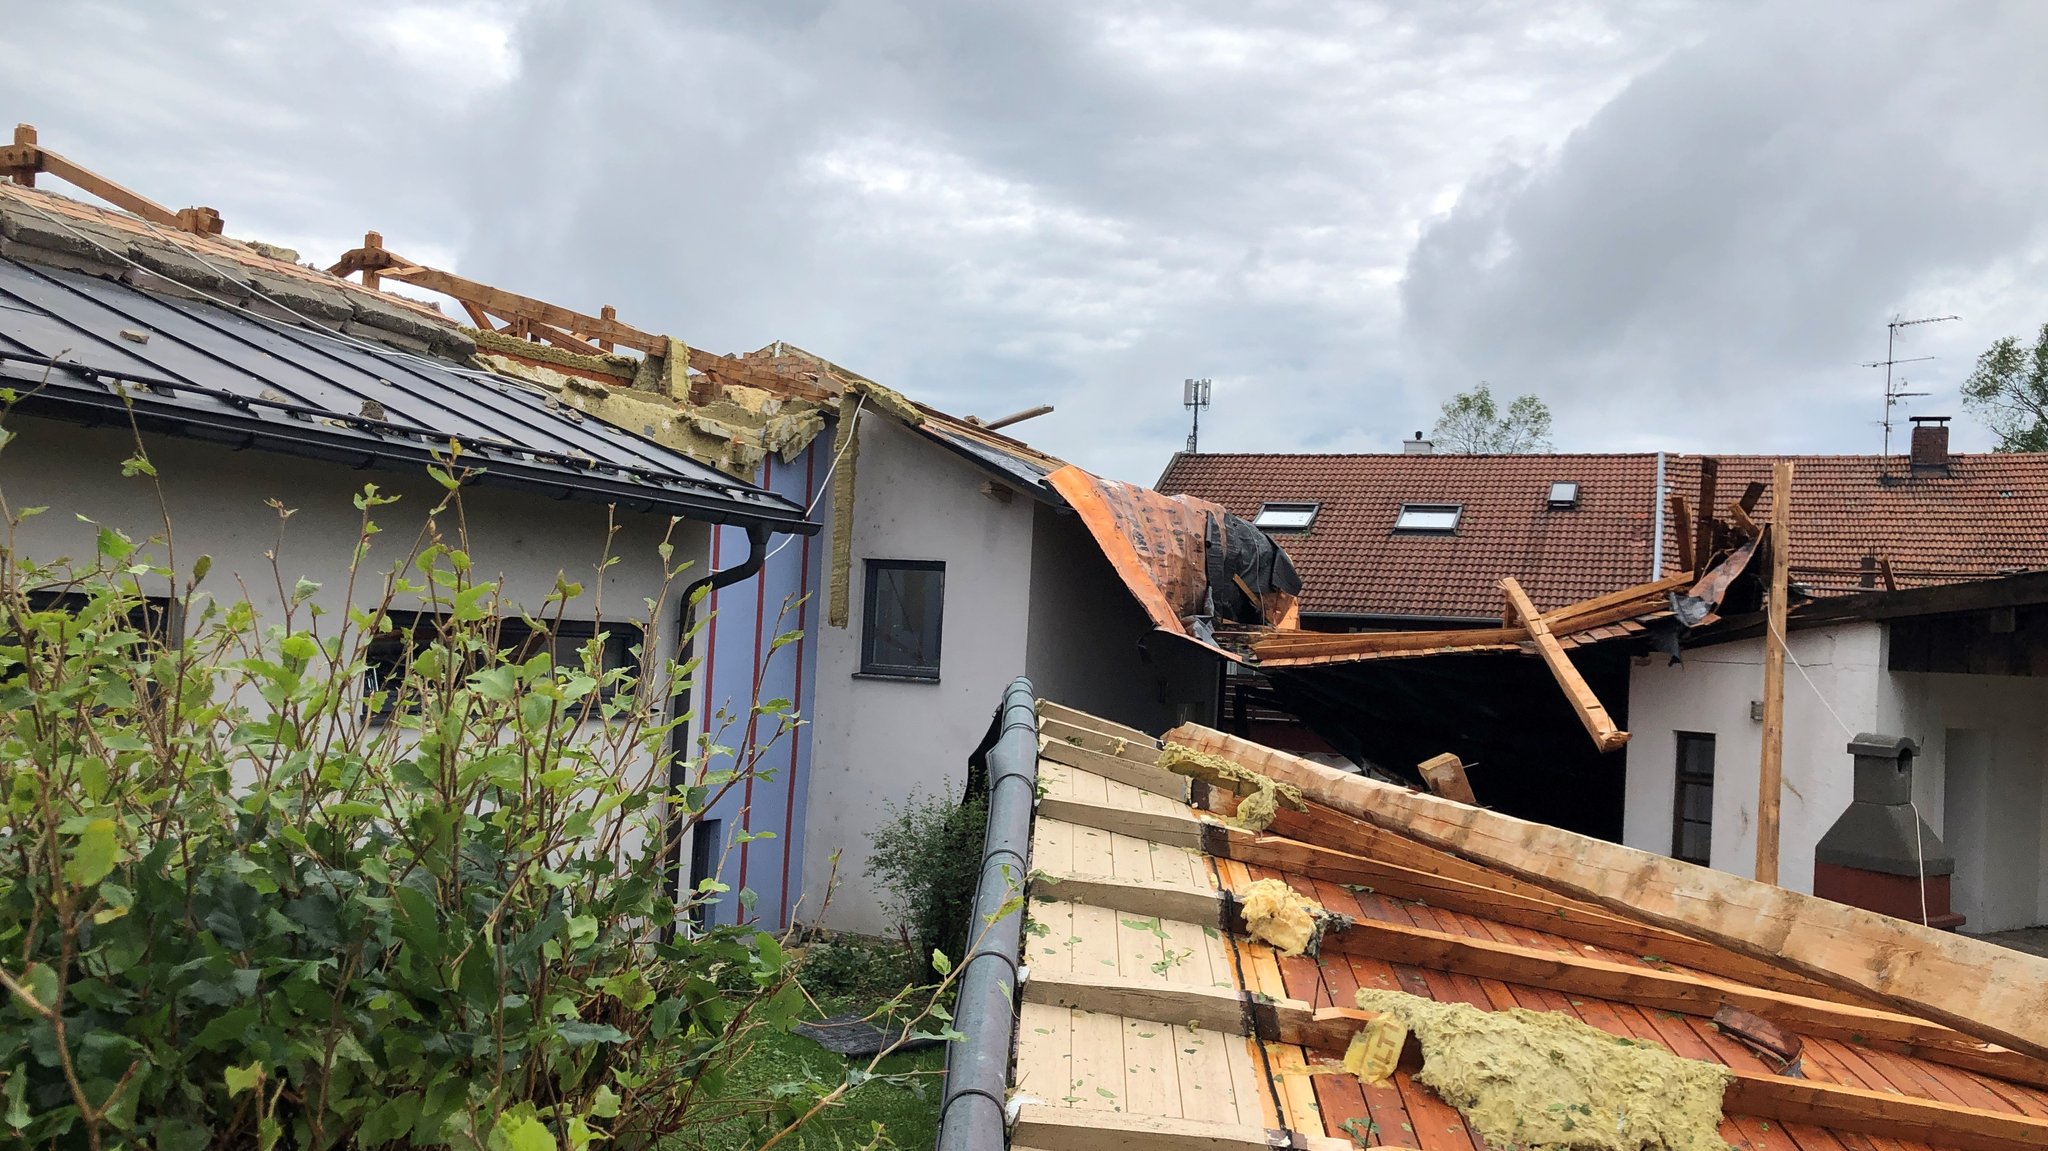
[0,429,947,1151]
[864,789,987,981]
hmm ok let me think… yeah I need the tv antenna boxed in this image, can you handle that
[1183,377,1212,453]
[1864,314,1957,463]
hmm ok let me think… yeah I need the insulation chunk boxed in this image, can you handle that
[1355,988,1732,1151]
[1238,878,1349,958]
[1159,742,1303,831]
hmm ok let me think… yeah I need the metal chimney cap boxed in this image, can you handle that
[1847,733,1918,759]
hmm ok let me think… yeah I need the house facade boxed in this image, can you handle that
[1626,576,2048,936]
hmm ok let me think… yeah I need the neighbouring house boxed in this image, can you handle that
[0,173,819,902]
[932,688,2048,1151]
[1160,427,2048,867]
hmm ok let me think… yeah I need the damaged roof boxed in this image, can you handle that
[1158,448,2048,624]
[1157,452,1665,620]
[1001,700,2048,1151]
[0,183,814,531]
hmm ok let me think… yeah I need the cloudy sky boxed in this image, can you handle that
[7,1,2047,482]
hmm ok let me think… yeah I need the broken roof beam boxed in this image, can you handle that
[1502,576,1630,752]
[3,125,223,234]
[1165,724,2048,1066]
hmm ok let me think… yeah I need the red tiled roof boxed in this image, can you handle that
[1158,448,2048,619]
[1156,452,1664,618]
[1663,454,2048,596]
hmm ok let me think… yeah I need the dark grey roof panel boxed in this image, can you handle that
[0,258,815,533]
[924,427,1056,501]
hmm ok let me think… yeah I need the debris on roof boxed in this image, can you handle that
[999,697,2048,1151]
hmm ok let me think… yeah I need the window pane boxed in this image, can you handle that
[864,562,943,676]
[1677,822,1711,864]
[1254,503,1318,530]
[1394,505,1461,532]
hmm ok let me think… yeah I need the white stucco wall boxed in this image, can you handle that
[1023,504,1219,733]
[1627,621,2048,931]
[1624,623,1890,891]
[0,416,712,865]
[1890,674,2048,932]
[803,416,1037,935]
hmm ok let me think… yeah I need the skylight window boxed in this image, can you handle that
[1253,501,1319,531]
[1394,504,1462,533]
[1548,481,1581,509]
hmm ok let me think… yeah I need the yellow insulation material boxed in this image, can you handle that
[1354,988,1733,1151]
[1238,878,1349,958]
[1159,743,1303,832]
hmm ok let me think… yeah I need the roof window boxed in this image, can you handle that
[1253,501,1319,531]
[1547,481,1580,509]
[1394,503,1462,534]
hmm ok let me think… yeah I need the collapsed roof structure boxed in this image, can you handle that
[939,688,2048,1151]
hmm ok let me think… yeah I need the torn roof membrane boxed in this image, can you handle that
[1011,699,2048,1151]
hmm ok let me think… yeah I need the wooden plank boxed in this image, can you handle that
[1163,724,2048,1068]
[1040,700,1158,744]
[1032,874,1224,928]
[1012,1104,1300,1151]
[1670,494,1695,572]
[1758,460,1794,886]
[1501,577,1629,752]
[31,148,185,229]
[1695,457,1720,575]
[1122,1015,1183,1118]
[1311,910,2035,1079]
[1724,1073,2048,1151]
[1171,1023,1242,1124]
[1037,795,1207,852]
[1041,738,1187,800]
[1415,753,1475,805]
[1043,715,1164,764]
[1017,1001,1077,1105]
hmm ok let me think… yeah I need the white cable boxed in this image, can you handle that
[1769,615,1930,925]
[758,394,865,564]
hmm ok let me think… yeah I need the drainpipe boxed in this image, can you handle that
[1652,451,1667,578]
[663,522,774,926]
[936,677,1038,1151]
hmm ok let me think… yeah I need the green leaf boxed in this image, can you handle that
[492,1112,558,1151]
[64,817,118,887]
[590,1085,620,1119]
[224,1062,265,1097]
[931,948,952,976]
[96,526,135,561]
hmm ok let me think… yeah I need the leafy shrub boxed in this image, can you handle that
[0,430,944,1151]
[864,789,987,981]
[795,935,917,1004]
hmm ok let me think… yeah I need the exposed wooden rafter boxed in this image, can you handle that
[2,123,223,235]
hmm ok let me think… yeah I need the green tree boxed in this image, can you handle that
[1429,383,1553,453]
[1960,322,2048,452]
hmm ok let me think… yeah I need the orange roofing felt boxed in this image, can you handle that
[1158,448,2048,619]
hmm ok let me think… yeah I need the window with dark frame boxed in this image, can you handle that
[1672,732,1716,866]
[861,560,944,680]
[365,611,645,721]
[24,588,182,650]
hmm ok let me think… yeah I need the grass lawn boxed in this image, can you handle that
[702,1009,948,1151]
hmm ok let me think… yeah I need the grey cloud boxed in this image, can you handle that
[1402,1,2048,453]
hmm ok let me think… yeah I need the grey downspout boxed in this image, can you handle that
[1652,450,1667,578]
[936,677,1038,1151]
[663,522,775,923]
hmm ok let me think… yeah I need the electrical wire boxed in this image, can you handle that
[758,393,865,564]
[1769,615,1930,926]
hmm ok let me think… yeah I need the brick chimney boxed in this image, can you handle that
[1909,416,1950,474]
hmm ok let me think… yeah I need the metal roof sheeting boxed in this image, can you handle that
[0,258,815,532]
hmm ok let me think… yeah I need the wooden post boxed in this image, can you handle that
[11,124,35,187]
[1693,457,1719,575]
[1757,460,1794,886]
[362,231,383,290]
[599,305,617,352]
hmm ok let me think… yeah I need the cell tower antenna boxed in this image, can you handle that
[1182,377,1212,453]
[1863,314,1957,473]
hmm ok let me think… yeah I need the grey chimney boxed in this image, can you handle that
[1403,431,1434,455]
[1812,734,1963,928]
